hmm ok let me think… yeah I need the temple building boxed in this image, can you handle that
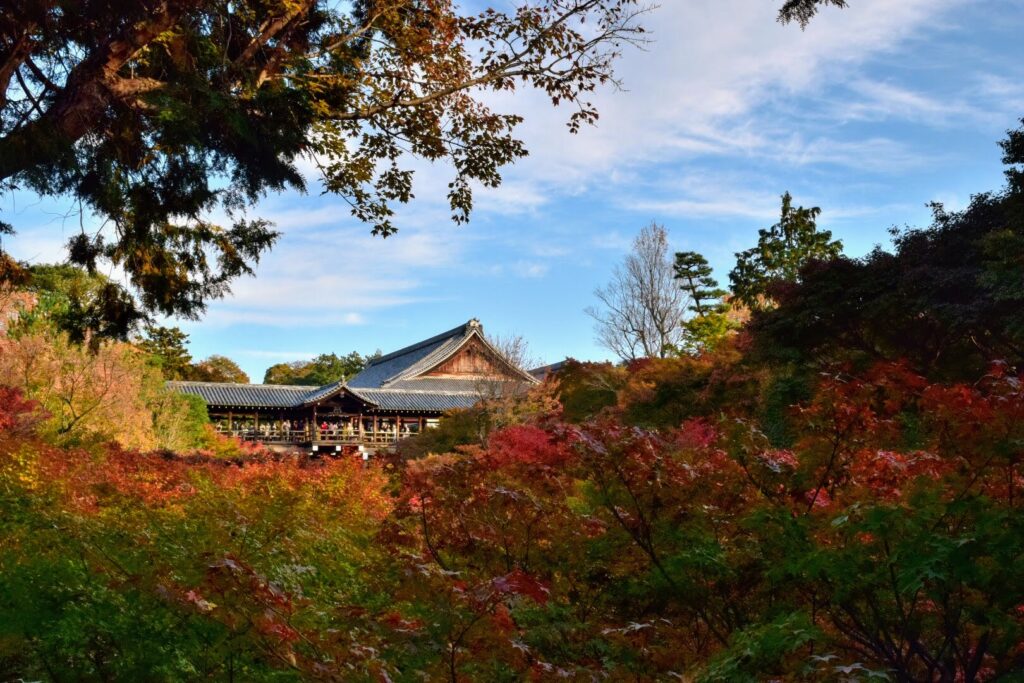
[169,319,538,449]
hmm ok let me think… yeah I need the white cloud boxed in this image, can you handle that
[836,79,1003,128]
[629,196,778,220]
[771,134,940,172]
[590,231,633,251]
[469,0,967,204]
[197,209,467,327]
[511,261,550,278]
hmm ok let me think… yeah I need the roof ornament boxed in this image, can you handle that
[468,318,482,331]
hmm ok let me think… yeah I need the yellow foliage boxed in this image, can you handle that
[0,330,162,450]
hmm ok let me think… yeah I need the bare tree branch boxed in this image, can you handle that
[586,223,690,361]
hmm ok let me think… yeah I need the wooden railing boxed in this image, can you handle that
[215,427,418,446]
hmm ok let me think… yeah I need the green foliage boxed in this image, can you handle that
[0,0,649,329]
[191,354,250,383]
[150,390,211,452]
[674,251,728,318]
[750,122,1024,380]
[756,368,810,447]
[0,409,393,679]
[20,264,145,342]
[139,325,249,383]
[552,360,626,423]
[617,343,759,429]
[697,613,820,682]
[777,0,849,26]
[394,409,489,461]
[263,351,377,386]
[682,312,737,355]
[138,325,194,380]
[729,192,843,311]
[673,250,736,354]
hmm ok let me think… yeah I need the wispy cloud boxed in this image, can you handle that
[590,231,633,251]
[468,0,968,201]
[838,79,1002,128]
[511,261,550,279]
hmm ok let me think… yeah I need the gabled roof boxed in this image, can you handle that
[302,380,347,404]
[347,318,538,389]
[346,320,474,389]
[169,319,537,414]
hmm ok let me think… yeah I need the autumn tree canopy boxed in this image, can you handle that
[5,123,1024,683]
[0,0,853,333]
[190,354,250,384]
[0,0,652,326]
[750,119,1024,380]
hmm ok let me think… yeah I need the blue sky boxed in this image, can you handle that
[4,0,1024,381]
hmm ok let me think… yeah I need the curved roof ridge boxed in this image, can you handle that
[167,380,311,391]
[383,327,539,386]
[365,319,474,367]
[301,379,362,406]
[361,387,482,395]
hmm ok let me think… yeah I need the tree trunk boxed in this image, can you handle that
[0,0,196,181]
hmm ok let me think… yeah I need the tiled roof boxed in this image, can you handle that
[348,318,538,389]
[169,319,537,414]
[347,321,472,389]
[301,380,346,404]
[383,377,490,393]
[529,360,569,379]
[168,382,311,408]
[352,389,480,412]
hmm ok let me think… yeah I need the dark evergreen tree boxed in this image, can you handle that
[673,251,734,353]
[777,0,848,26]
[138,325,194,380]
[674,251,727,317]
[750,120,1024,380]
[729,192,843,311]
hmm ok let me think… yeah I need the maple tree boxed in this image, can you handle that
[3,317,1024,680]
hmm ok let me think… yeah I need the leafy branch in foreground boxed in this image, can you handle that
[0,1,852,330]
[0,0,650,323]
[777,0,849,27]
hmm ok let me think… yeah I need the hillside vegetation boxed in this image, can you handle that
[1,123,1023,681]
